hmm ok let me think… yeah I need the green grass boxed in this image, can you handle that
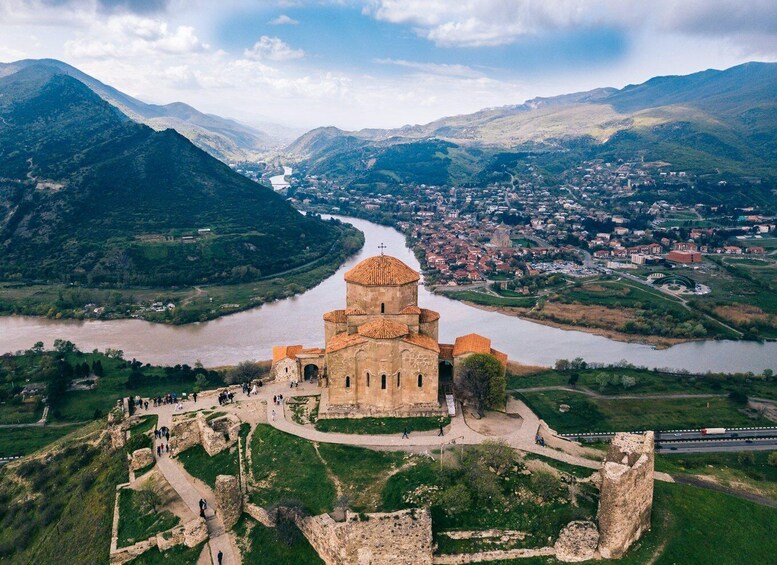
[126,541,207,564]
[655,451,777,500]
[249,425,335,515]
[0,426,128,563]
[450,290,537,308]
[130,415,159,435]
[176,444,239,490]
[515,390,773,433]
[0,424,84,458]
[314,416,450,435]
[381,449,598,551]
[616,481,777,564]
[0,401,43,425]
[117,488,179,548]
[508,367,777,400]
[316,443,407,511]
[234,516,323,565]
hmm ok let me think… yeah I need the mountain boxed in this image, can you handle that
[287,62,777,186]
[0,63,348,286]
[0,59,295,162]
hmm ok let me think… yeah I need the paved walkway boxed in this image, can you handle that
[154,409,237,565]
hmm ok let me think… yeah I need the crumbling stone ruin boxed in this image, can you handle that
[597,431,654,559]
[169,411,241,456]
[130,448,154,472]
[554,520,599,562]
[110,516,207,564]
[296,508,433,565]
[215,474,242,530]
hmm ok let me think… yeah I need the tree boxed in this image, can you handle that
[728,390,748,405]
[224,361,266,385]
[568,372,580,387]
[768,452,777,467]
[53,339,77,355]
[737,451,755,466]
[436,483,471,516]
[137,484,161,514]
[456,354,506,416]
[30,342,44,355]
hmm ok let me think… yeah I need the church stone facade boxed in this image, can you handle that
[271,255,506,418]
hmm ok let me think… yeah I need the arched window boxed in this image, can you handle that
[397,372,401,388]
[366,372,370,387]
[345,376,350,389]
[381,374,387,389]
[417,374,423,388]
[381,302,385,313]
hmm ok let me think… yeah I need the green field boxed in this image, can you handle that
[234,516,323,565]
[508,367,777,399]
[117,488,180,548]
[249,425,336,515]
[515,390,773,433]
[0,423,86,458]
[446,290,537,308]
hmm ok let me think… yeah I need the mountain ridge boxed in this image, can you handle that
[0,58,297,162]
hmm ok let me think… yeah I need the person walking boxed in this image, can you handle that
[402,427,409,439]
[193,392,197,403]
[438,422,444,436]
[217,550,223,564]
[271,409,276,422]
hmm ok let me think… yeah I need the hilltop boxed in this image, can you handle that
[0,64,359,294]
[0,59,298,161]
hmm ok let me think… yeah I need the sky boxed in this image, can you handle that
[1,0,776,131]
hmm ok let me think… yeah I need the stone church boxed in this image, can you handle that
[271,254,507,418]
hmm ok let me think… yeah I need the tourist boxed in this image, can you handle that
[144,400,148,410]
[402,427,409,439]
[438,422,444,437]
[193,392,198,403]
[273,395,277,405]
[157,445,161,457]
[271,409,276,421]
[251,384,258,395]
[217,550,223,565]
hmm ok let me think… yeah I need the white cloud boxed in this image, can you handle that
[373,58,482,78]
[243,36,304,61]
[64,14,207,59]
[269,14,299,26]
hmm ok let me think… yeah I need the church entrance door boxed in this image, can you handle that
[304,364,319,382]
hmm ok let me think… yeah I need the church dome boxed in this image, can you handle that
[344,255,420,286]
[357,318,409,339]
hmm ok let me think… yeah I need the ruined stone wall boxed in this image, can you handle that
[597,432,654,559]
[169,415,201,456]
[169,412,240,457]
[346,282,418,315]
[215,475,242,530]
[297,509,433,565]
[130,448,154,472]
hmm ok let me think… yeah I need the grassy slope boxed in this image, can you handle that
[234,516,323,565]
[117,488,179,548]
[516,390,772,433]
[314,416,449,435]
[249,425,336,515]
[0,425,127,563]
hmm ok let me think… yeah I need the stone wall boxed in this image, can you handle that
[297,508,433,565]
[272,357,300,383]
[169,412,241,457]
[110,518,207,564]
[215,475,242,530]
[130,448,154,472]
[325,339,439,411]
[346,281,418,315]
[597,432,654,559]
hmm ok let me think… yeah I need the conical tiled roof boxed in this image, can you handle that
[344,255,420,286]
[357,318,409,339]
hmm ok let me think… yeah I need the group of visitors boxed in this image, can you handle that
[156,443,169,456]
[155,426,171,456]
[217,390,234,405]
[155,427,170,441]
[272,394,284,405]
[288,379,300,389]
[152,393,180,407]
[241,381,261,396]
[198,498,208,518]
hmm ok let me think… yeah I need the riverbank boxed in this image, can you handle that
[457,300,696,349]
[0,223,364,325]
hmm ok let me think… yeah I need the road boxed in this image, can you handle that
[562,427,777,453]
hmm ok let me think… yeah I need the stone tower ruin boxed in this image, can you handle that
[597,431,655,559]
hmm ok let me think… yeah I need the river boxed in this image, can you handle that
[268,166,292,191]
[0,215,775,372]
